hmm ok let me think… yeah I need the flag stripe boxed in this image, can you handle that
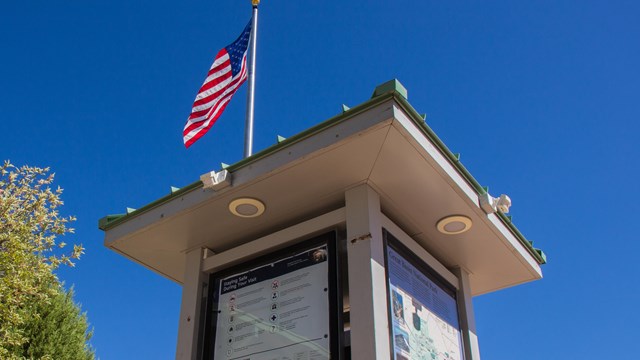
[185,62,247,132]
[191,74,233,111]
[184,61,246,127]
[195,69,231,102]
[186,54,247,125]
[184,73,245,136]
[184,98,233,147]
[183,59,248,137]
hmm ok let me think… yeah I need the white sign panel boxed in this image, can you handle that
[212,245,331,360]
[387,245,463,360]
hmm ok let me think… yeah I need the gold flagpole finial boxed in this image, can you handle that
[251,0,260,6]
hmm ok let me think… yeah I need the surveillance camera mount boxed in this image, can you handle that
[479,192,512,214]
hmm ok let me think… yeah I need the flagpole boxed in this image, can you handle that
[243,0,259,158]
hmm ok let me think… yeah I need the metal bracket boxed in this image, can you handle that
[350,232,372,244]
[200,169,232,191]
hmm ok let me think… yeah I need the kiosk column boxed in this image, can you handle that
[454,267,482,360]
[345,184,390,360]
[176,248,210,360]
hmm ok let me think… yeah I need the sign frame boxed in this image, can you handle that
[383,229,465,360]
[201,231,342,360]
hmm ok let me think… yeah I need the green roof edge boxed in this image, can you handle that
[225,92,400,173]
[392,94,546,264]
[98,180,202,231]
[97,93,396,232]
[98,214,126,230]
[98,79,546,265]
[496,211,547,264]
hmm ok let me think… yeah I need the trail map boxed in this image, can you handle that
[387,245,463,360]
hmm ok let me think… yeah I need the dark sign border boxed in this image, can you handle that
[382,228,464,360]
[201,231,342,360]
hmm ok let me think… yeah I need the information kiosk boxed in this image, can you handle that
[99,79,546,360]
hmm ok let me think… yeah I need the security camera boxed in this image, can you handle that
[496,194,511,213]
[479,192,512,214]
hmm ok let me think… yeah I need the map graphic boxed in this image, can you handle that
[387,245,463,360]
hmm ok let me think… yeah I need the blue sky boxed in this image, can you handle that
[2,1,639,359]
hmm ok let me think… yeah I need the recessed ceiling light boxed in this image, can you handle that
[436,215,472,235]
[229,198,265,218]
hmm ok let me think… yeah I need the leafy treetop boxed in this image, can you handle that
[0,161,88,358]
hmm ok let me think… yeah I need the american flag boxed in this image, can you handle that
[183,20,252,148]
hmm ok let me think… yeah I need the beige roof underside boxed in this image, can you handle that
[104,98,542,296]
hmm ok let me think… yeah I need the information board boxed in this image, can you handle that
[386,233,464,360]
[206,236,336,360]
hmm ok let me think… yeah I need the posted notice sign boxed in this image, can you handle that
[386,237,463,360]
[209,243,332,360]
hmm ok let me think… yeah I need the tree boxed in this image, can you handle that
[0,161,92,359]
[22,285,94,360]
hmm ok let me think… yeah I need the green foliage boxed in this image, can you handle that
[21,286,94,360]
[0,161,93,359]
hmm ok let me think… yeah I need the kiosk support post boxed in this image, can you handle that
[176,248,210,360]
[454,267,482,360]
[345,185,391,360]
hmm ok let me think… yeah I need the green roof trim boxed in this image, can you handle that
[98,179,202,231]
[97,79,546,265]
[224,93,402,173]
[98,83,405,232]
[98,214,126,230]
[496,211,547,264]
[391,92,547,264]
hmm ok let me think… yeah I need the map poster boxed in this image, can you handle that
[386,238,464,360]
[209,243,332,360]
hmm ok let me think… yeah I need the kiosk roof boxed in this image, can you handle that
[99,79,545,296]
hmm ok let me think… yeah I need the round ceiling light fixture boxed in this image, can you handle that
[436,215,472,235]
[229,198,265,218]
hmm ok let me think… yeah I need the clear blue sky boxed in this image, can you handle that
[2,1,639,359]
